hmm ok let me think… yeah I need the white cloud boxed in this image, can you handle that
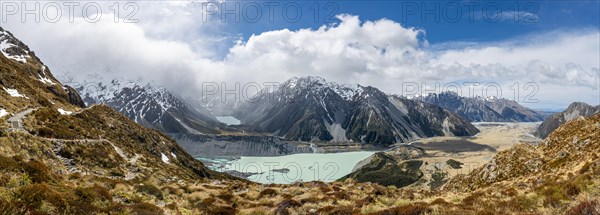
[221,14,427,84]
[218,16,598,108]
[428,30,600,105]
[2,4,598,109]
[2,1,227,93]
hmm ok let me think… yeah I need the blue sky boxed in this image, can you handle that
[224,0,600,45]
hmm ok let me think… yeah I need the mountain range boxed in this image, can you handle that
[67,77,547,149]
[70,78,549,149]
[69,75,481,148]
[73,79,225,135]
[234,76,479,146]
[412,91,545,122]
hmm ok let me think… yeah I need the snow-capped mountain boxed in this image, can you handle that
[0,27,85,110]
[534,102,600,138]
[233,76,479,146]
[0,27,37,64]
[73,78,224,134]
[411,91,545,122]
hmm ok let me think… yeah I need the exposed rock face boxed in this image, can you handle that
[74,80,224,135]
[234,77,479,146]
[534,102,600,138]
[173,134,312,157]
[413,91,545,122]
[63,85,86,108]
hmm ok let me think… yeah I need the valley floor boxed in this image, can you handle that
[400,122,542,178]
[205,122,543,184]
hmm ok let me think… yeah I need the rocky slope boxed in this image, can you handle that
[0,27,85,112]
[442,113,600,213]
[0,27,236,214]
[534,102,600,138]
[234,77,479,146]
[413,91,545,122]
[73,79,224,135]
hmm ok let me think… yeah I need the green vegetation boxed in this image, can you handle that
[429,171,448,190]
[339,153,424,187]
[446,159,463,169]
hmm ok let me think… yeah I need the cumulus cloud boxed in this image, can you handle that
[221,14,427,83]
[2,2,598,109]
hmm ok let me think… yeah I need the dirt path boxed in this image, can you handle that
[5,107,143,179]
[7,108,36,131]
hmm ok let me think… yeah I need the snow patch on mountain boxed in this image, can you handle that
[38,74,55,85]
[3,87,28,98]
[37,66,56,85]
[0,29,29,63]
[161,153,170,163]
[57,108,73,115]
[0,108,9,118]
[283,76,362,101]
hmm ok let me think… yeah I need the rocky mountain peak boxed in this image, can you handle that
[534,101,600,138]
[413,91,545,122]
[565,102,595,111]
[235,76,479,145]
[71,77,223,135]
[0,27,40,65]
[279,76,362,101]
